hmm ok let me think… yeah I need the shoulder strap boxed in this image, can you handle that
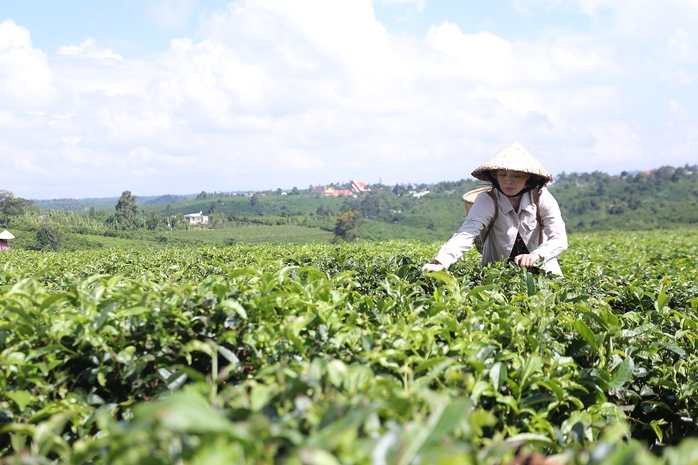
[485,188,498,230]
[533,188,543,243]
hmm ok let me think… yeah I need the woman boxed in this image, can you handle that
[422,142,568,275]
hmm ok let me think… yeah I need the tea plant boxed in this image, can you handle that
[0,229,697,464]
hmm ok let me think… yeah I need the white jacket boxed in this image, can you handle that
[434,187,568,275]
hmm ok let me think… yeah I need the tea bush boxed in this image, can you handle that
[0,229,697,464]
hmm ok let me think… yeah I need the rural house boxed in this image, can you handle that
[312,180,371,197]
[311,186,337,196]
[184,211,209,225]
[349,180,370,194]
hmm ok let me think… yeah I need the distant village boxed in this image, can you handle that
[183,180,378,225]
[309,180,371,197]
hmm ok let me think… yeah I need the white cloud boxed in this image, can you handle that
[567,0,698,43]
[587,121,646,163]
[128,146,197,170]
[0,20,57,107]
[276,149,327,171]
[155,38,273,119]
[662,120,698,163]
[52,45,161,100]
[425,22,618,85]
[571,0,614,17]
[663,99,698,166]
[58,38,123,60]
[145,0,198,29]
[60,136,81,145]
[666,29,696,64]
[0,0,697,198]
[381,0,428,12]
[205,0,413,100]
[426,25,515,85]
[671,69,696,86]
[668,100,688,120]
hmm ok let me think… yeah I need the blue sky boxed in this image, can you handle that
[1,0,696,199]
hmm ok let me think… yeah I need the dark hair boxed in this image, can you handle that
[527,174,547,190]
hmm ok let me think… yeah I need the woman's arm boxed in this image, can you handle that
[425,192,496,270]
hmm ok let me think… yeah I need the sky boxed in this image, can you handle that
[1,0,696,199]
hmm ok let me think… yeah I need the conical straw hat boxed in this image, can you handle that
[471,142,553,183]
[0,230,15,239]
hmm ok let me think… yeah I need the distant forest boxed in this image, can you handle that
[3,164,697,251]
[551,165,698,231]
[31,164,698,230]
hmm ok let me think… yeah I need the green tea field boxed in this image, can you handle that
[1,229,697,464]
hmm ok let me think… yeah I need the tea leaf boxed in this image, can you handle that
[607,357,634,389]
[574,320,597,350]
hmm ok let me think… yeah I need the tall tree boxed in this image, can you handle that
[0,190,34,226]
[35,221,63,251]
[115,191,138,228]
[333,210,364,242]
[359,192,383,218]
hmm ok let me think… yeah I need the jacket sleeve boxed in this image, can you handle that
[530,188,568,265]
[433,192,495,269]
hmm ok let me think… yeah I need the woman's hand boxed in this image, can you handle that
[421,261,444,273]
[513,253,541,268]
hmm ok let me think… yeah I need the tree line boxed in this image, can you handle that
[2,164,697,249]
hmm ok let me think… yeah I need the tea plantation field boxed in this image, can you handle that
[1,229,697,464]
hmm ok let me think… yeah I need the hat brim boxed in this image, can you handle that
[471,142,553,184]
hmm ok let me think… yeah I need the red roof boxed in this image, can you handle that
[349,180,370,193]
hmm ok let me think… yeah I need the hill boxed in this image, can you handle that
[32,194,187,212]
[8,164,698,251]
[551,166,698,231]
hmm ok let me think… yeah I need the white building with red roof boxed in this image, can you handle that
[311,181,370,197]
